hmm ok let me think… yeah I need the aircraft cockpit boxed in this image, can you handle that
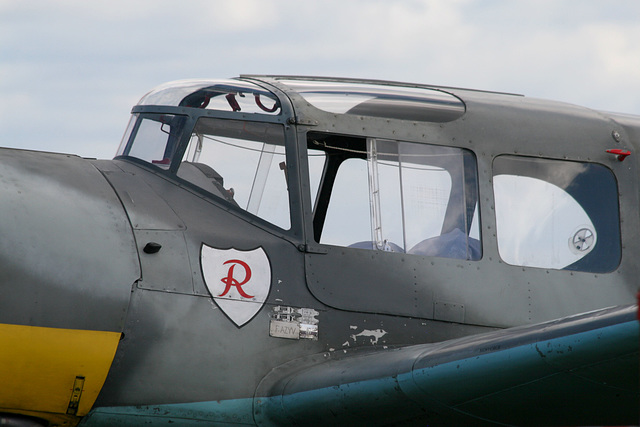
[116,76,621,274]
[116,78,483,258]
[116,79,292,229]
[0,75,636,427]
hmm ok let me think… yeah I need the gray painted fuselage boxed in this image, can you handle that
[0,76,637,426]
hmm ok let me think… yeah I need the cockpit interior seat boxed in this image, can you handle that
[177,162,238,206]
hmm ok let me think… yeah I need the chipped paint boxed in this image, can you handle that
[350,329,387,345]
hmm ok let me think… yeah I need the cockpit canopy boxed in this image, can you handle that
[136,79,282,114]
[114,77,620,272]
[278,79,465,122]
[116,77,468,233]
[125,76,466,122]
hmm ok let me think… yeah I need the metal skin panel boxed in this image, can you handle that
[91,159,496,414]
[93,163,323,407]
[0,324,121,417]
[281,82,639,327]
[255,305,638,426]
[0,149,140,331]
[0,149,140,425]
[135,230,193,293]
[91,159,186,231]
[83,305,638,426]
[2,76,638,426]
[91,161,194,293]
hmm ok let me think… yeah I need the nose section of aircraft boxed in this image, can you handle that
[0,149,140,424]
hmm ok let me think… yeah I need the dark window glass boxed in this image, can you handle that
[493,156,620,272]
[309,134,481,260]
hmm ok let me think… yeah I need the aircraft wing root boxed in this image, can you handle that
[254,304,639,426]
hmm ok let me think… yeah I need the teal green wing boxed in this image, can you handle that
[256,304,639,426]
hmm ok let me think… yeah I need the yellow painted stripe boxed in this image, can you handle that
[0,323,121,418]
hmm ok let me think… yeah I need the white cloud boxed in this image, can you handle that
[197,0,281,32]
[1,0,639,157]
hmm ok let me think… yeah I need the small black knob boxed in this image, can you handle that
[143,242,162,254]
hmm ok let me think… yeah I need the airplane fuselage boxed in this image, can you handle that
[0,76,637,426]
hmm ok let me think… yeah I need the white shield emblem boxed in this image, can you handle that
[201,245,271,327]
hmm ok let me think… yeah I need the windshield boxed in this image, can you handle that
[117,112,291,230]
[117,113,189,168]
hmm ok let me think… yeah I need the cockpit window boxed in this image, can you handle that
[117,112,290,230]
[493,156,620,272]
[178,118,290,229]
[309,133,481,260]
[117,113,189,168]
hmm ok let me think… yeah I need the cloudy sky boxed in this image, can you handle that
[1,0,639,159]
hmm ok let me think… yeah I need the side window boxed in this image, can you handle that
[178,118,290,230]
[309,133,481,260]
[493,156,620,272]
